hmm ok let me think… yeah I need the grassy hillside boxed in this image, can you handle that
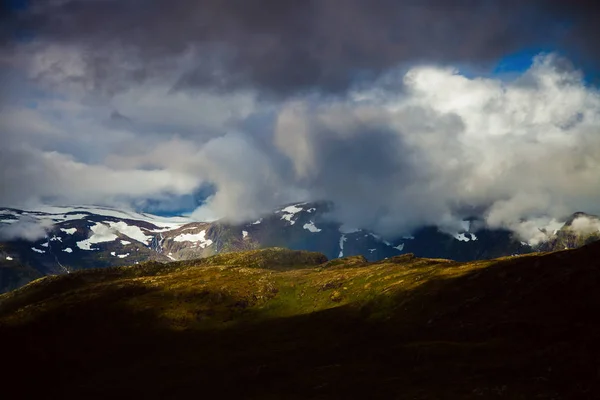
[0,259,43,293]
[1,246,600,398]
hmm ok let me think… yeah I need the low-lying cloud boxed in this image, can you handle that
[0,217,53,241]
[570,216,600,236]
[197,54,600,241]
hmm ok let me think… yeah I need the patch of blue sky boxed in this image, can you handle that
[492,47,553,75]
[6,0,29,11]
[5,0,35,42]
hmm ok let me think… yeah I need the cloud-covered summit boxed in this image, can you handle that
[271,54,600,238]
[2,1,600,243]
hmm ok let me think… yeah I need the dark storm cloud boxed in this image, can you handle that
[8,0,599,95]
[544,0,600,71]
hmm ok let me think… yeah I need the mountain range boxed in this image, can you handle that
[1,202,599,293]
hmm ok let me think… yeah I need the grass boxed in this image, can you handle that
[1,245,600,398]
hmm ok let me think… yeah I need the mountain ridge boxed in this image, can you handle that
[2,203,599,293]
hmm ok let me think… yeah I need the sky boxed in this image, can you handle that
[2,0,600,242]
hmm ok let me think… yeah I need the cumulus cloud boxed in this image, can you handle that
[266,54,600,240]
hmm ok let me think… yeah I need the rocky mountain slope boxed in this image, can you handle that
[1,203,599,293]
[2,244,600,398]
[538,212,600,251]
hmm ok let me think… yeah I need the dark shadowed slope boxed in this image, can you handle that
[1,245,600,399]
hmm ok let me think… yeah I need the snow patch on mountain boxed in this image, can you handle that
[146,227,175,233]
[1,207,191,235]
[106,221,152,244]
[25,205,193,228]
[279,205,304,225]
[251,219,262,225]
[242,230,248,238]
[56,214,90,221]
[76,222,118,251]
[394,243,405,251]
[5,256,13,260]
[303,221,321,233]
[369,233,391,246]
[173,230,213,248]
[8,210,90,224]
[454,232,478,242]
[63,247,73,253]
[121,240,131,245]
[60,227,77,235]
[76,242,96,251]
[31,247,45,254]
[454,233,471,242]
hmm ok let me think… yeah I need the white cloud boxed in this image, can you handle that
[190,133,303,222]
[0,218,54,241]
[570,216,600,235]
[111,84,258,135]
[270,54,600,240]
[0,145,199,207]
